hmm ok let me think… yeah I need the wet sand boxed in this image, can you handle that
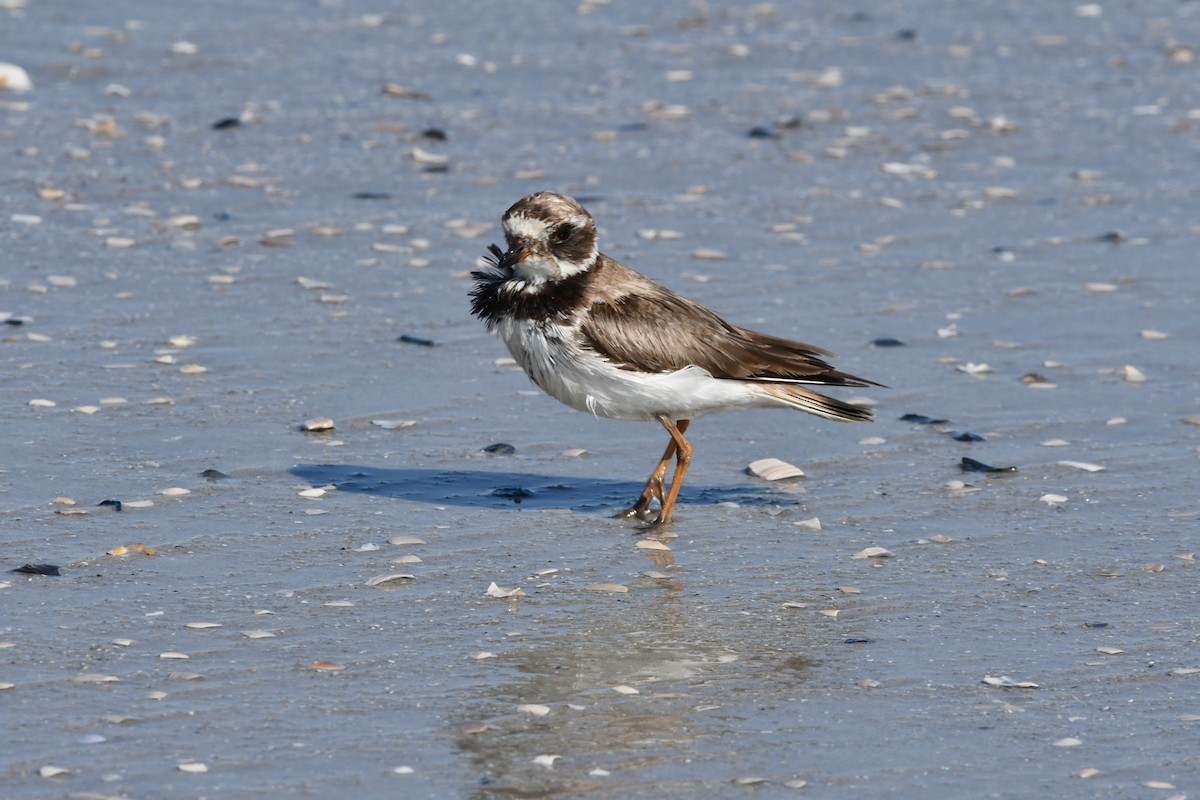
[3,1,1198,797]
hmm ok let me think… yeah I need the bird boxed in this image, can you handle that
[470,191,879,527]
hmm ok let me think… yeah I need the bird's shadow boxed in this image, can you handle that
[289,463,793,513]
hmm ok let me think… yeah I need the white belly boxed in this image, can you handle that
[496,317,766,421]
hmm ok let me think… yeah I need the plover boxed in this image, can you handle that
[471,192,879,527]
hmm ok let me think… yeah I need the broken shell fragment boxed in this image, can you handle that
[586,583,629,593]
[983,675,1040,689]
[302,417,335,432]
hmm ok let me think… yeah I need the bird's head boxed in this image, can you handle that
[492,192,599,286]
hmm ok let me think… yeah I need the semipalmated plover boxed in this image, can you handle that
[471,192,878,527]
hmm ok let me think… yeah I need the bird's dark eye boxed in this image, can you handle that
[550,225,572,245]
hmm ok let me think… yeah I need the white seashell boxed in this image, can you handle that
[852,546,893,559]
[746,458,805,480]
[177,761,208,773]
[485,582,524,598]
[1039,493,1068,505]
[0,62,33,92]
[793,517,821,531]
[1120,364,1147,383]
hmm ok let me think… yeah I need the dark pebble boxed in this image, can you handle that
[211,117,241,130]
[843,638,874,644]
[1021,372,1049,384]
[960,457,1017,474]
[746,126,779,139]
[351,191,392,200]
[1083,622,1109,629]
[4,316,31,326]
[200,469,231,480]
[871,337,905,347]
[483,443,516,455]
[1097,230,1124,244]
[900,413,949,425]
[12,563,61,576]
[895,28,918,40]
[951,432,987,442]
[96,499,123,512]
[420,127,447,141]
[492,486,532,502]
[398,334,437,347]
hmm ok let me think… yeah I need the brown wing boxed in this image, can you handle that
[579,266,877,388]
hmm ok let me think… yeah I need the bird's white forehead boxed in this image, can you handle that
[504,213,590,241]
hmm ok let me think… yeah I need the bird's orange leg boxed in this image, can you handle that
[616,419,690,520]
[650,417,692,528]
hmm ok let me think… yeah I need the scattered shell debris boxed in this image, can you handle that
[518,703,550,716]
[389,535,426,546]
[485,582,524,598]
[1039,494,1069,505]
[177,762,208,774]
[794,517,821,531]
[302,417,335,432]
[532,755,560,769]
[612,685,639,695]
[983,675,1040,689]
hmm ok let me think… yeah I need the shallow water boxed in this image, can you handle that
[3,1,1198,797]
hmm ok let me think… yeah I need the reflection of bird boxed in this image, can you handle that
[471,192,878,527]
